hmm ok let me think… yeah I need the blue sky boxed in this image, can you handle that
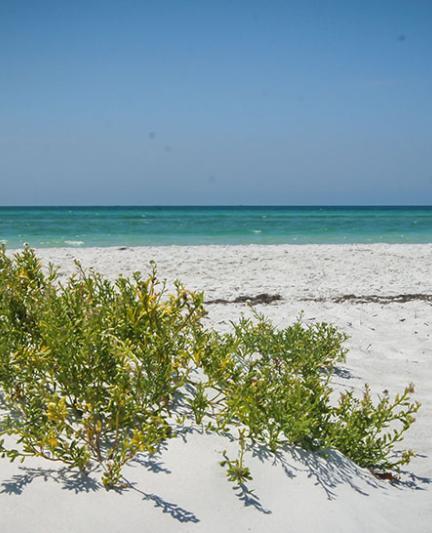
[1,0,431,205]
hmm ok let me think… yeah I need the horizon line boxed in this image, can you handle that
[1,204,432,209]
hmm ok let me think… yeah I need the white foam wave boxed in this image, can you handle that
[64,240,85,247]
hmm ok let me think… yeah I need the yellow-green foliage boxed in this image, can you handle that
[0,246,204,488]
[197,316,420,479]
[0,246,421,489]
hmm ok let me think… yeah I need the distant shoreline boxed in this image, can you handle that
[4,242,432,252]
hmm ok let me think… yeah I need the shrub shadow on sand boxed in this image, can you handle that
[1,440,430,520]
[249,443,431,502]
[0,459,200,524]
[1,466,101,495]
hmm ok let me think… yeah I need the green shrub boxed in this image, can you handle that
[0,247,421,490]
[195,314,420,479]
[197,316,347,451]
[0,246,205,488]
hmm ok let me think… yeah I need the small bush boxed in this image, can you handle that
[194,314,420,479]
[0,246,205,488]
[0,247,421,490]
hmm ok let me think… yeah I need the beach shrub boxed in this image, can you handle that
[0,246,421,490]
[0,246,205,488]
[198,316,347,451]
[194,315,420,481]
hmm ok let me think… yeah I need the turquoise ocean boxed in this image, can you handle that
[1,206,432,248]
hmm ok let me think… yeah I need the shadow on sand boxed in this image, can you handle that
[0,456,199,524]
[1,435,430,520]
[250,443,432,501]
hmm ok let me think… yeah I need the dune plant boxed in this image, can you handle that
[0,246,205,488]
[195,314,420,481]
[0,246,421,491]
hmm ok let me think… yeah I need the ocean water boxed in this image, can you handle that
[0,206,432,248]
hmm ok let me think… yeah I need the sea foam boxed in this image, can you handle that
[64,240,85,247]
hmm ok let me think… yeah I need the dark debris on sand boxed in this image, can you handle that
[206,293,283,305]
[303,293,432,304]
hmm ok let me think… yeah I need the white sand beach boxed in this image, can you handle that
[1,244,431,533]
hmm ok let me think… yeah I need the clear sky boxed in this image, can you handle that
[1,0,431,205]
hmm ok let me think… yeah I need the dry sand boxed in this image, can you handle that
[1,244,431,532]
